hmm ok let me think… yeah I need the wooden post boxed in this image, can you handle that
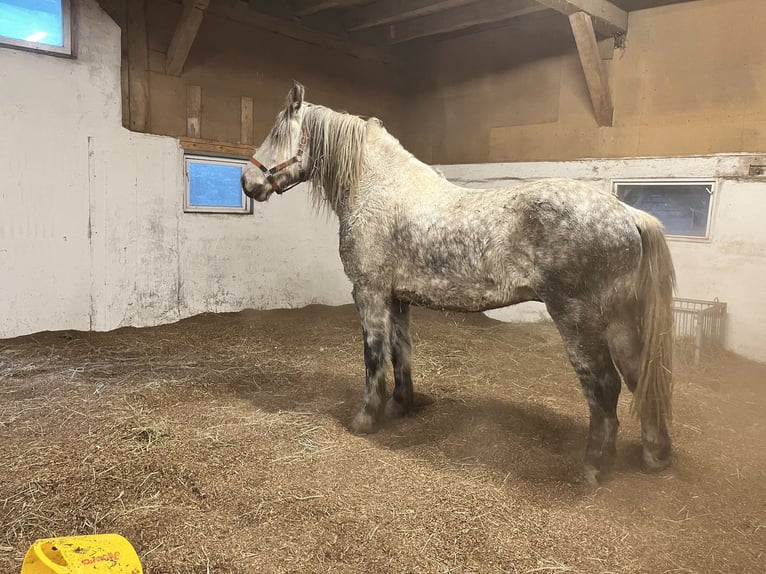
[119,1,130,130]
[535,0,628,36]
[569,11,613,127]
[166,0,210,76]
[240,96,254,146]
[187,85,202,138]
[126,0,149,132]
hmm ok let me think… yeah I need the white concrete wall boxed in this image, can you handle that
[0,0,350,337]
[438,157,766,363]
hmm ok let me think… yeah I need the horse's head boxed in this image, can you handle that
[241,81,309,202]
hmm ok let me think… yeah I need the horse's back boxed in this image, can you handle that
[345,176,643,313]
[507,178,638,260]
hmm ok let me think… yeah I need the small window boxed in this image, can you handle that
[0,0,72,56]
[184,155,252,214]
[613,180,714,239]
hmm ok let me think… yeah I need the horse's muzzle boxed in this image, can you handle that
[244,185,272,202]
[241,175,265,201]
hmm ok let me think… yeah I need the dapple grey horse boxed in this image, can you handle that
[241,82,676,484]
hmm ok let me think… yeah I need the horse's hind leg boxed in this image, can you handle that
[386,299,413,419]
[351,286,391,434]
[607,313,671,471]
[546,299,622,484]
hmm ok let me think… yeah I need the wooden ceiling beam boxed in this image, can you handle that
[345,0,481,32]
[165,0,210,76]
[388,0,547,44]
[206,0,391,63]
[569,11,613,126]
[534,0,627,36]
[293,0,366,17]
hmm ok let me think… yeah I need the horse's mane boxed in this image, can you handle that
[271,102,441,212]
[299,104,370,212]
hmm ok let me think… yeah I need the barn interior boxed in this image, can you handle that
[1,1,765,572]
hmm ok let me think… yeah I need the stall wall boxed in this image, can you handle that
[2,0,764,366]
[0,0,351,338]
[144,0,405,147]
[401,0,766,165]
[438,156,766,363]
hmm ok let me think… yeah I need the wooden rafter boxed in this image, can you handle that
[534,0,627,36]
[165,0,210,76]
[207,0,390,63]
[294,0,366,17]
[389,0,547,44]
[569,11,613,126]
[345,0,482,32]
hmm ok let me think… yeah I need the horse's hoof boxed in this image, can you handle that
[642,449,671,473]
[385,397,408,419]
[351,411,378,434]
[572,465,601,487]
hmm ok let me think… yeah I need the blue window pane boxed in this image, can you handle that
[617,184,711,237]
[0,0,64,47]
[188,162,244,208]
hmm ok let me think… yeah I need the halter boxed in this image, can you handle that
[249,129,309,194]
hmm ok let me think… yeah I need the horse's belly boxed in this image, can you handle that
[393,278,537,312]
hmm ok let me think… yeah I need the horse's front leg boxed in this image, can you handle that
[386,298,413,419]
[351,287,392,434]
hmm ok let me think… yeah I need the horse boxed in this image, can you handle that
[241,82,676,484]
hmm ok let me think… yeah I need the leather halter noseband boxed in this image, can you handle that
[248,129,308,194]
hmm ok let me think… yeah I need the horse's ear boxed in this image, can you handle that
[288,81,305,114]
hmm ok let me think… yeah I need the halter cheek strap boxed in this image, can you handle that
[249,129,308,194]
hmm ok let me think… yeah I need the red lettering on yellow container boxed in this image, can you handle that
[82,551,120,565]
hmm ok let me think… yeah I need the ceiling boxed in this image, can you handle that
[239,0,700,48]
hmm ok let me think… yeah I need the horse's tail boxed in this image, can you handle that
[631,208,676,426]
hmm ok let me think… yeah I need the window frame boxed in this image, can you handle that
[611,178,717,242]
[184,154,253,215]
[0,0,73,57]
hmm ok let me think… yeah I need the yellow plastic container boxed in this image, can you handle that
[21,534,143,574]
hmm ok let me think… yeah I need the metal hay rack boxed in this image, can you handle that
[672,297,727,365]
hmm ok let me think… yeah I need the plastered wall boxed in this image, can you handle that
[0,0,351,337]
[402,0,766,164]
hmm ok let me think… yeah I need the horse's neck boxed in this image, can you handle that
[312,115,452,219]
[363,124,448,188]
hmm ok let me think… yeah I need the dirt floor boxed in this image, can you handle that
[1,304,764,574]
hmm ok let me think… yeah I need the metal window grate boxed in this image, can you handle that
[672,297,727,364]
